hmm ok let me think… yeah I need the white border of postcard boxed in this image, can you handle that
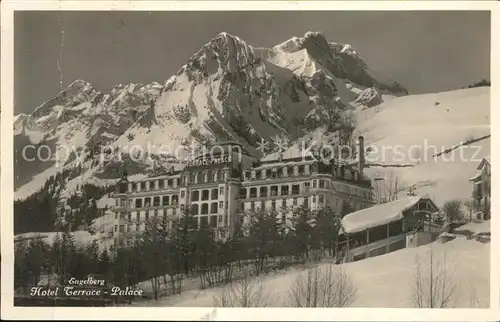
[1,1,499,320]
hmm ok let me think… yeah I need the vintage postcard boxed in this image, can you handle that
[1,0,499,320]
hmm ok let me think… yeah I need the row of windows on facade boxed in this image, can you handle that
[116,187,226,208]
[240,180,370,199]
[242,195,319,212]
[114,227,229,247]
[243,164,360,181]
[114,213,230,233]
[115,201,228,221]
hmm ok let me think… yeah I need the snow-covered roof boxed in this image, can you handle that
[469,172,482,182]
[341,196,422,234]
[477,156,491,170]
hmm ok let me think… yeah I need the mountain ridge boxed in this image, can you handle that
[14,31,406,203]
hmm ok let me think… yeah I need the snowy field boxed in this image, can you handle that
[130,221,489,308]
[356,86,490,206]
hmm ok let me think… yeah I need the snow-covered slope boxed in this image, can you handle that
[133,223,490,307]
[14,32,405,202]
[356,86,490,206]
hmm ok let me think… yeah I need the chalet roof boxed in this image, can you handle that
[477,156,491,170]
[341,196,437,234]
[469,172,482,182]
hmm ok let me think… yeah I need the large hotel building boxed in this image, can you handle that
[111,137,374,247]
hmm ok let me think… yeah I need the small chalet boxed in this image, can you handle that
[469,156,491,220]
[338,196,440,262]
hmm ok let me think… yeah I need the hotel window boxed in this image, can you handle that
[319,180,325,189]
[312,196,316,203]
[256,170,261,179]
[114,225,118,232]
[145,212,149,221]
[298,166,305,175]
[260,186,268,197]
[154,209,159,217]
[119,225,125,232]
[211,202,218,214]
[210,216,217,228]
[271,186,279,196]
[158,180,164,190]
[250,202,255,212]
[245,171,251,180]
[141,182,146,191]
[319,195,324,204]
[136,213,140,221]
[162,196,170,206]
[292,184,300,195]
[153,196,160,207]
[127,212,132,221]
[153,181,158,190]
[115,213,118,219]
[115,199,119,206]
[240,188,247,198]
[144,197,151,207]
[312,180,317,188]
[168,179,173,187]
[172,208,177,216]
[181,190,186,198]
[271,169,277,179]
[250,187,257,198]
[303,198,309,207]
[293,198,298,206]
[191,190,199,202]
[172,195,179,205]
[200,217,209,229]
[271,200,276,211]
[219,201,224,209]
[281,185,289,196]
[219,187,224,195]
[261,200,265,210]
[211,188,219,200]
[276,168,283,178]
[282,199,287,208]
[288,166,294,176]
[191,204,199,215]
[201,203,209,215]
[202,189,210,201]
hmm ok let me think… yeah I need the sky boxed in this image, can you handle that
[14,10,490,114]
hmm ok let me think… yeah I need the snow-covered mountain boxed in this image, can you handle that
[14,31,406,201]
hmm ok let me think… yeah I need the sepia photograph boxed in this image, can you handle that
[1,1,498,320]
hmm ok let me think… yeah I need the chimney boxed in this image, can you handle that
[356,136,365,174]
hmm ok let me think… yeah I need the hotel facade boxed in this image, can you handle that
[111,138,374,247]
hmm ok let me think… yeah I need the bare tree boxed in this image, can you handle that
[411,247,457,308]
[212,268,274,307]
[463,200,477,222]
[373,171,404,204]
[443,200,464,224]
[288,264,357,307]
